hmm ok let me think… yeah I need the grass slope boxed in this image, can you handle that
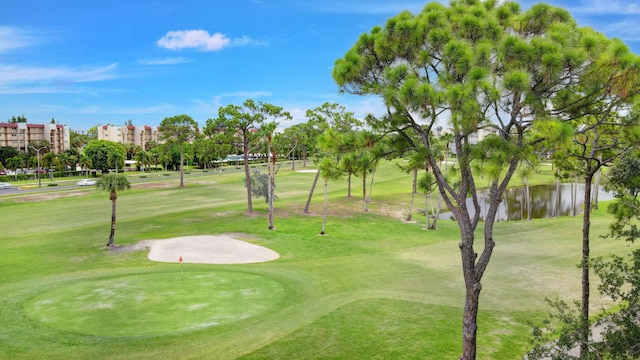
[0,161,629,359]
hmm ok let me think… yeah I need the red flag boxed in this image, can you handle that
[179,256,183,263]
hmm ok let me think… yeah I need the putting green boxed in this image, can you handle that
[24,271,286,337]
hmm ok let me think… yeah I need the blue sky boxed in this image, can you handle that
[1,0,639,132]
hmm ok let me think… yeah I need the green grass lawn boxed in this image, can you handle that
[0,161,629,359]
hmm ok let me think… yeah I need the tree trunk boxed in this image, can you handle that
[457,182,499,360]
[592,167,601,210]
[406,169,417,221]
[425,193,431,228]
[304,170,320,214]
[362,173,368,212]
[554,174,561,218]
[458,216,483,360]
[179,145,185,188]
[460,281,481,360]
[321,179,328,235]
[106,192,117,247]
[525,178,531,221]
[347,174,352,197]
[429,191,442,230]
[367,166,377,203]
[302,145,307,168]
[268,142,274,230]
[291,145,295,171]
[579,175,593,358]
[243,138,253,213]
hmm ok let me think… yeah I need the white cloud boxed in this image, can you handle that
[231,35,269,47]
[0,26,38,53]
[156,29,266,51]
[157,30,230,51]
[138,57,190,65]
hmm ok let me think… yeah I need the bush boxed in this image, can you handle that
[140,175,147,178]
[47,183,58,187]
[163,173,171,176]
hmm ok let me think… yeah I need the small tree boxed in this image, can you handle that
[206,100,291,213]
[84,140,126,173]
[159,114,199,188]
[247,170,276,203]
[303,103,362,214]
[96,173,131,248]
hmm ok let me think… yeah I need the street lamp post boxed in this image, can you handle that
[29,145,47,188]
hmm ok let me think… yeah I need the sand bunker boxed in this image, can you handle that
[145,235,279,264]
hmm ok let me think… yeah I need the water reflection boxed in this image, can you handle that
[440,184,613,222]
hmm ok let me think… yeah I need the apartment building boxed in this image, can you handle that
[98,125,161,149]
[0,122,70,154]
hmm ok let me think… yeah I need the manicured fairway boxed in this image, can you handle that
[0,162,630,359]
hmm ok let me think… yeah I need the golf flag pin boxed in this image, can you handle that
[179,256,184,283]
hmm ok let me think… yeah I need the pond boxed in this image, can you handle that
[440,183,614,222]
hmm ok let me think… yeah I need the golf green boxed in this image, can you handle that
[24,271,286,337]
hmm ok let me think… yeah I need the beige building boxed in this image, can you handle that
[0,122,70,154]
[98,125,161,149]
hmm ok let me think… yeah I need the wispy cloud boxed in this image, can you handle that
[304,1,427,14]
[0,63,118,85]
[0,26,38,53]
[138,57,190,65]
[157,29,267,52]
[212,91,273,107]
[568,1,640,15]
[602,20,640,41]
[109,104,176,115]
[0,63,119,94]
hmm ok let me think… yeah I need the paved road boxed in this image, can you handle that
[0,168,246,197]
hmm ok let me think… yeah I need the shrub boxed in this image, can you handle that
[48,183,58,187]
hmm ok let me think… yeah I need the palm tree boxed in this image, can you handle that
[134,150,150,173]
[41,152,59,181]
[79,155,92,178]
[96,173,131,247]
[418,172,437,229]
[318,157,342,235]
[7,156,23,180]
[57,152,70,175]
[107,151,125,174]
